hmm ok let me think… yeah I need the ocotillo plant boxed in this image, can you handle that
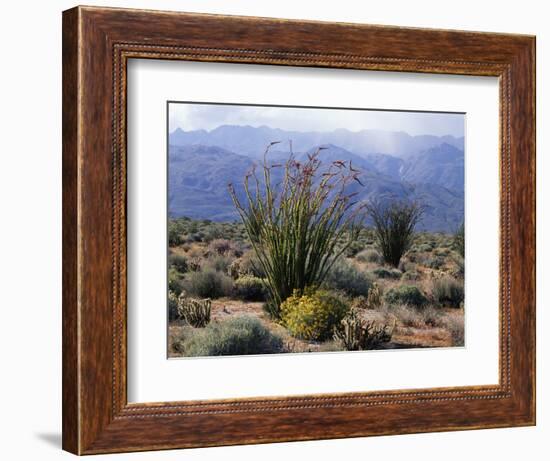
[366,199,424,268]
[229,143,365,319]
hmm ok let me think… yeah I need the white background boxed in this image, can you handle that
[128,60,499,402]
[0,0,547,460]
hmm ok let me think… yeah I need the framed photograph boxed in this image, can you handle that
[62,6,535,455]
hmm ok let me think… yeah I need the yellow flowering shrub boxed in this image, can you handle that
[281,288,350,341]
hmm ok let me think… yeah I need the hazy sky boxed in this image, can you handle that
[168,103,465,137]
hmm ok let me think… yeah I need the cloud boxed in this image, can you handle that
[169,102,464,137]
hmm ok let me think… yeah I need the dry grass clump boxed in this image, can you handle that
[431,276,464,308]
[441,313,465,346]
[382,304,445,330]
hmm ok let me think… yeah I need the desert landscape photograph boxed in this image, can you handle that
[166,102,465,358]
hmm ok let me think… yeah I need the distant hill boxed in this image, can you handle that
[169,125,464,159]
[168,141,464,232]
[401,143,464,192]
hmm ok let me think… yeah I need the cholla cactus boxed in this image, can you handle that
[366,283,382,309]
[227,259,242,279]
[177,293,211,327]
[334,309,394,351]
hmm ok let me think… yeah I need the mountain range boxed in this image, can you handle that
[169,125,464,159]
[168,126,464,232]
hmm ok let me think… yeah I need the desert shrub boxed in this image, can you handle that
[181,316,284,356]
[434,248,450,257]
[432,276,464,308]
[203,225,224,242]
[323,258,371,297]
[442,314,465,346]
[227,251,266,279]
[452,254,465,278]
[388,304,443,329]
[398,259,415,272]
[233,275,267,301]
[168,267,184,295]
[229,146,364,319]
[371,267,402,280]
[168,290,180,321]
[421,306,445,328]
[425,256,445,269]
[177,294,211,327]
[417,243,433,252]
[345,241,364,257]
[385,285,428,308]
[387,304,424,328]
[169,254,188,274]
[366,199,424,268]
[188,232,203,243]
[208,238,233,255]
[168,224,183,246]
[356,249,382,264]
[187,257,202,272]
[182,269,233,299]
[281,288,350,341]
[334,309,393,351]
[401,270,421,281]
[203,254,233,273]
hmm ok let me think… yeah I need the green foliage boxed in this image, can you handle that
[385,285,428,308]
[181,316,284,356]
[432,276,464,308]
[168,220,185,246]
[371,267,402,280]
[323,258,372,297]
[168,267,184,295]
[233,275,267,301]
[281,288,350,341]
[229,146,364,318]
[366,199,424,268]
[344,241,364,257]
[169,253,188,273]
[182,269,233,299]
[168,217,248,246]
[334,309,393,351]
[177,294,211,327]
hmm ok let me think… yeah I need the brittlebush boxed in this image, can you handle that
[281,288,349,341]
